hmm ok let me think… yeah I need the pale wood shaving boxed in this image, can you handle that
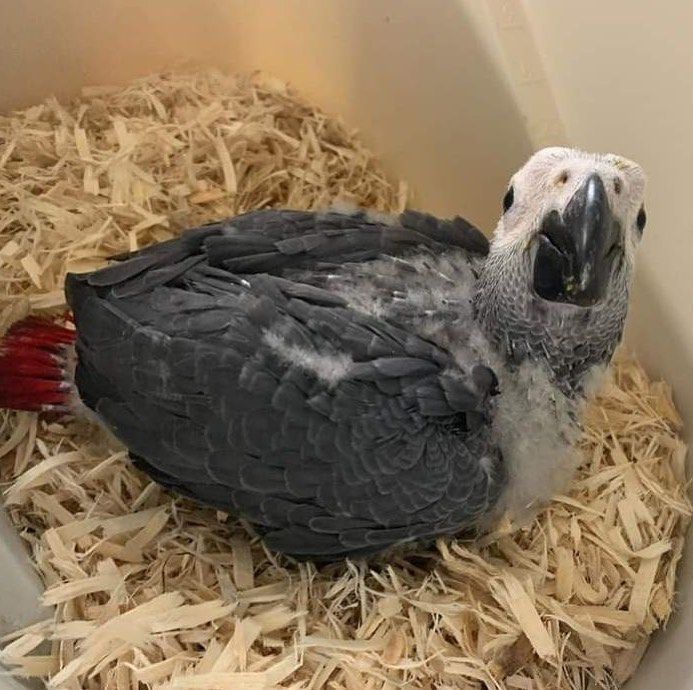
[0,70,689,689]
[491,572,556,661]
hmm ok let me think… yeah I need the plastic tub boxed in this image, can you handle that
[0,2,690,687]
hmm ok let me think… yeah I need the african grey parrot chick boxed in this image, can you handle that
[0,147,647,560]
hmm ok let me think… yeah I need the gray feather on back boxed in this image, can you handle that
[66,209,504,559]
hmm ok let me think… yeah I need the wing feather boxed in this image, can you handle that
[66,208,502,559]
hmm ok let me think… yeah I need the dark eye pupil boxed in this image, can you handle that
[503,186,514,212]
[636,206,647,233]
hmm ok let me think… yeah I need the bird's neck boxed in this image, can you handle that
[474,246,630,396]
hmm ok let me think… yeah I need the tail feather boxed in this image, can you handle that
[0,316,76,412]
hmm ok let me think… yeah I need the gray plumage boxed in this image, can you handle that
[63,148,648,560]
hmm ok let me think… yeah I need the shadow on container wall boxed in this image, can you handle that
[0,0,532,229]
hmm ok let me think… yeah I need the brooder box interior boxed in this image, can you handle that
[0,1,691,688]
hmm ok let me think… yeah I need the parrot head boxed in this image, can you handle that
[492,147,646,308]
[476,147,647,392]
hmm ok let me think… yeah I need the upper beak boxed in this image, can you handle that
[533,173,620,306]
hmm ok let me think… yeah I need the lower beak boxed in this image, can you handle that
[532,173,620,307]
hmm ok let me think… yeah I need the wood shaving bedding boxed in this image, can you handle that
[0,70,689,689]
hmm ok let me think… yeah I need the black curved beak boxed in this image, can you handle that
[533,174,620,307]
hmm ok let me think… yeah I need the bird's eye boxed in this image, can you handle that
[503,186,514,213]
[636,206,647,233]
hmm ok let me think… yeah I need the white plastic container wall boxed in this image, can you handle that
[0,2,691,688]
